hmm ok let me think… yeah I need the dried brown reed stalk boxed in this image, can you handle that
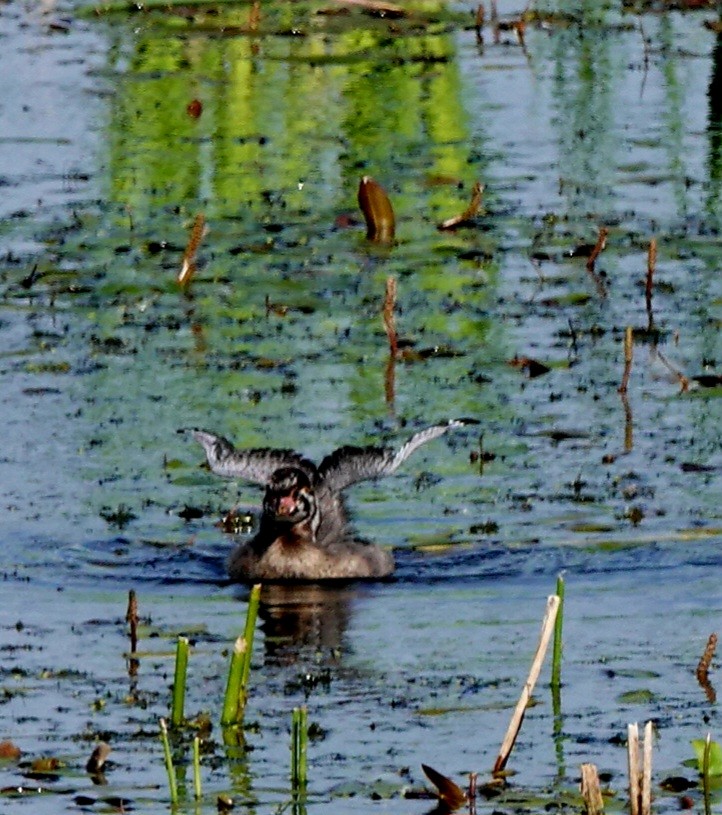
[493,594,561,774]
[628,723,640,815]
[126,589,138,652]
[645,238,656,330]
[580,763,604,815]
[383,277,398,410]
[468,772,478,815]
[586,227,608,272]
[622,390,633,453]
[696,633,718,703]
[627,721,653,815]
[642,721,652,815]
[618,326,633,394]
[126,589,139,677]
[178,213,206,287]
[584,226,609,297]
[475,4,484,42]
[438,182,485,230]
[383,276,398,357]
[248,0,260,30]
[654,348,689,393]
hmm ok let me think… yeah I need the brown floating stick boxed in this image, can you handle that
[493,594,560,774]
[178,213,206,287]
[618,326,633,394]
[580,763,605,815]
[358,176,395,243]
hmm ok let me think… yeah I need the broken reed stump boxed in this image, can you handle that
[126,589,139,677]
[126,589,138,653]
[493,594,561,774]
[580,763,604,815]
[645,238,656,331]
[618,326,633,394]
[627,721,653,815]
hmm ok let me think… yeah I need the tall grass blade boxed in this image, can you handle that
[193,735,202,800]
[159,717,178,804]
[221,636,247,727]
[551,574,565,689]
[171,636,189,727]
[291,706,308,792]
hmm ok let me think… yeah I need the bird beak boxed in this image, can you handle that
[276,494,297,516]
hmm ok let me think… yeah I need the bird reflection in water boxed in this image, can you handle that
[252,582,357,666]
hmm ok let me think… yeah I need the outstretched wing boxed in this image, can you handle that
[318,418,479,492]
[180,428,311,485]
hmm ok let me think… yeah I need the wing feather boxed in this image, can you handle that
[181,428,312,484]
[318,418,479,491]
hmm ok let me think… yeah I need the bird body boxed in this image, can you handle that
[185,419,477,582]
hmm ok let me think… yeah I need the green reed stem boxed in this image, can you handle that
[551,573,565,689]
[240,584,261,693]
[171,636,189,727]
[193,735,202,800]
[703,732,712,815]
[221,636,247,727]
[221,583,262,727]
[159,717,178,804]
[291,706,308,792]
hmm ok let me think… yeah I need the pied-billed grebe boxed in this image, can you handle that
[182,419,478,582]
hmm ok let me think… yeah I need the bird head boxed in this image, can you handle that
[263,467,316,524]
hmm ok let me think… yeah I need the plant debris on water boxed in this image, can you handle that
[3,0,722,812]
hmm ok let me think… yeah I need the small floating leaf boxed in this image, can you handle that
[616,688,657,704]
[358,176,395,243]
